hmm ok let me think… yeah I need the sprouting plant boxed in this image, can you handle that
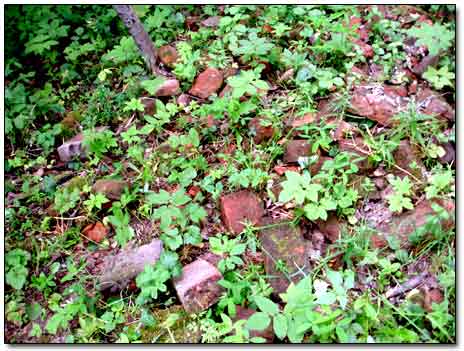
[423,65,455,90]
[145,188,206,250]
[6,249,31,290]
[227,66,269,99]
[386,175,414,213]
[105,203,135,247]
[406,22,454,56]
[135,251,181,305]
[425,168,454,200]
[209,235,247,273]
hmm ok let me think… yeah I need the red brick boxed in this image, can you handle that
[220,191,264,234]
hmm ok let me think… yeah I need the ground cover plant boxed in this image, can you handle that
[4,4,455,344]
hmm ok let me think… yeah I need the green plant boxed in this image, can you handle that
[83,129,118,163]
[105,203,135,247]
[386,175,414,213]
[145,188,206,250]
[6,249,31,290]
[406,22,454,56]
[54,186,81,215]
[279,153,360,222]
[209,235,246,273]
[227,66,269,99]
[423,65,455,90]
[136,251,181,305]
[84,193,110,214]
[425,168,454,200]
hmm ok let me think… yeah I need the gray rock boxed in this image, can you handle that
[98,239,163,291]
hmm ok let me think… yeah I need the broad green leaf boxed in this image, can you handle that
[254,296,279,316]
[273,314,288,340]
[246,312,271,331]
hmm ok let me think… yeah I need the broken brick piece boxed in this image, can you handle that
[189,68,224,99]
[220,190,264,234]
[92,179,129,200]
[259,219,310,296]
[174,259,224,314]
[249,117,275,144]
[283,140,313,163]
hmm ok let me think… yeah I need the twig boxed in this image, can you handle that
[385,271,429,298]
[392,164,423,184]
[51,215,87,221]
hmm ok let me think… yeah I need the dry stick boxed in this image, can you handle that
[51,215,87,221]
[392,164,423,184]
[384,270,429,299]
[113,5,168,77]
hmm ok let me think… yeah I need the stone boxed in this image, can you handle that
[141,97,156,115]
[330,119,356,141]
[220,190,264,234]
[285,113,315,129]
[189,68,224,99]
[173,259,223,314]
[278,68,295,82]
[232,306,274,342]
[98,239,163,291]
[249,117,274,144]
[273,165,300,176]
[353,39,374,58]
[348,84,410,125]
[260,219,310,296]
[155,79,180,97]
[416,88,455,121]
[177,93,192,107]
[317,215,343,243]
[158,45,178,66]
[283,140,313,164]
[393,140,426,181]
[423,288,444,312]
[92,179,129,200]
[375,199,455,249]
[308,156,332,176]
[82,222,108,243]
[57,126,107,162]
[201,16,220,27]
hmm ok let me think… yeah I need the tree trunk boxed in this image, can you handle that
[113,5,163,76]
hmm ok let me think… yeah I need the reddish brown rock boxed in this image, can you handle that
[283,140,313,163]
[393,140,426,180]
[273,165,300,176]
[423,288,444,312]
[416,88,455,121]
[173,259,223,314]
[232,306,274,342]
[309,156,332,176]
[437,142,455,166]
[286,113,315,129]
[83,222,108,243]
[141,97,156,115]
[92,179,129,200]
[155,79,180,97]
[189,68,224,99]
[317,215,343,243]
[329,119,357,141]
[249,117,274,143]
[376,199,455,248]
[259,219,310,296]
[220,191,264,234]
[370,233,388,249]
[158,45,178,66]
[348,84,409,125]
[98,239,163,291]
[353,39,374,58]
